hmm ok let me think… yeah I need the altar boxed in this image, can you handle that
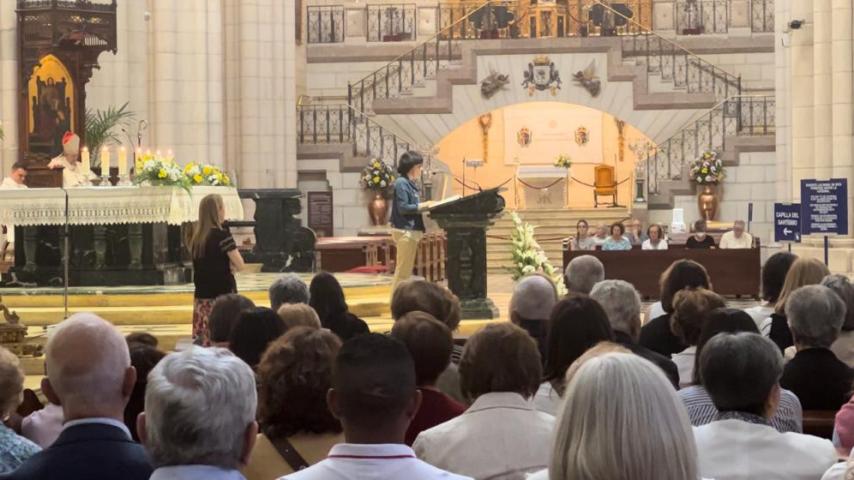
[0,186,243,286]
[517,166,567,209]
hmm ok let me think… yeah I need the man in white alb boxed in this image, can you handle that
[47,132,91,188]
[0,162,28,260]
[719,220,753,249]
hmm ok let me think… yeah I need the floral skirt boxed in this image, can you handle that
[192,298,215,346]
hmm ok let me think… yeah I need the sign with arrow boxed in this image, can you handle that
[774,203,801,243]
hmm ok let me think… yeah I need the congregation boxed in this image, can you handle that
[0,249,850,479]
[570,217,754,251]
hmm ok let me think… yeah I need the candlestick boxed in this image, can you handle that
[155,150,162,161]
[118,147,128,176]
[101,147,111,184]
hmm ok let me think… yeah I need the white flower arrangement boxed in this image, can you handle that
[133,156,189,189]
[509,212,568,296]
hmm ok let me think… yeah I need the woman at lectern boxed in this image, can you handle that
[189,194,245,345]
[390,151,432,292]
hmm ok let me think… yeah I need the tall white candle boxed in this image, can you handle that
[101,147,110,177]
[81,147,90,174]
[118,147,128,176]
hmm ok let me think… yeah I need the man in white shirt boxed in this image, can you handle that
[0,162,28,260]
[139,346,258,480]
[694,332,837,480]
[719,220,753,249]
[282,333,471,480]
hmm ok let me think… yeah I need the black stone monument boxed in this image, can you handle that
[236,189,316,273]
[428,187,505,319]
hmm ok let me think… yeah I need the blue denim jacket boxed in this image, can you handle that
[390,176,425,231]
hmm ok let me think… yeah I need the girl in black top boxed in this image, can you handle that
[190,193,244,344]
[685,219,716,249]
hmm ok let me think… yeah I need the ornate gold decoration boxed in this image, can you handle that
[479,113,493,162]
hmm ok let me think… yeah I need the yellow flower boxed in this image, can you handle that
[184,163,195,174]
[202,166,213,175]
[157,168,168,179]
[222,174,231,185]
[193,174,203,183]
[372,176,380,184]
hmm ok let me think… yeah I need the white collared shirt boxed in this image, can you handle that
[280,443,470,480]
[719,231,753,249]
[695,418,837,479]
[63,417,132,439]
[152,465,246,480]
[672,346,697,388]
[413,392,555,480]
[0,177,26,189]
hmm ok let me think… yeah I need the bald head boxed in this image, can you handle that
[43,313,135,420]
[510,275,558,322]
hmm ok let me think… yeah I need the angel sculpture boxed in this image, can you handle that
[573,60,601,97]
[480,71,510,99]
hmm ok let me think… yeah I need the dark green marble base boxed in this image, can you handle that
[461,297,500,320]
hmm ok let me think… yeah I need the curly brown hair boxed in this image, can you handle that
[391,279,461,331]
[257,327,343,440]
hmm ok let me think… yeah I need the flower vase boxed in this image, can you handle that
[368,192,389,226]
[697,184,720,221]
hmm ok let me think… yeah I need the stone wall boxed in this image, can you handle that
[297,158,370,237]
[649,150,778,244]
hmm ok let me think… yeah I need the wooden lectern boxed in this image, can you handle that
[428,188,505,319]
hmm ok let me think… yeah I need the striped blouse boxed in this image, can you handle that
[679,384,803,433]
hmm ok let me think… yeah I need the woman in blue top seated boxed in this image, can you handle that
[602,222,632,251]
[390,151,432,292]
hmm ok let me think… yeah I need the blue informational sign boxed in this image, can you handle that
[774,203,801,243]
[801,179,849,235]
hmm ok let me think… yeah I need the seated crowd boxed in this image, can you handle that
[3,254,854,480]
[571,217,754,251]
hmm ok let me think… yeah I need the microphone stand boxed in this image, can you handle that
[61,186,69,319]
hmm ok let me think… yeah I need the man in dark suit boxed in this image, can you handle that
[591,279,680,388]
[780,285,854,411]
[1,313,152,480]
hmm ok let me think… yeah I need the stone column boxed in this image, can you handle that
[0,0,18,174]
[790,0,814,201]
[775,0,793,202]
[832,0,854,235]
[813,0,833,179]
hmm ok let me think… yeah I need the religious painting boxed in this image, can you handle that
[575,127,589,146]
[522,55,561,96]
[27,54,75,156]
[517,127,532,147]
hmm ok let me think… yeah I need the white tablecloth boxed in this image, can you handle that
[0,186,244,226]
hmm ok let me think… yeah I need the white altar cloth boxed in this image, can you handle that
[517,166,567,209]
[0,186,243,226]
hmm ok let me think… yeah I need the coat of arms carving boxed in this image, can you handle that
[575,127,589,146]
[517,127,532,147]
[522,56,561,96]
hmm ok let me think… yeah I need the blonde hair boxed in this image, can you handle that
[190,194,224,259]
[277,303,321,330]
[0,347,23,418]
[551,353,699,480]
[774,258,830,315]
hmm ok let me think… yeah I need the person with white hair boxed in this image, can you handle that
[528,351,701,480]
[590,280,679,388]
[509,274,558,359]
[268,273,310,311]
[719,220,753,249]
[564,255,604,295]
[780,285,854,411]
[4,313,151,480]
[139,346,259,480]
[694,332,836,479]
[46,132,91,188]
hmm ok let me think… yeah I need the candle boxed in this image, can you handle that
[101,147,110,177]
[118,147,128,176]
[155,149,162,161]
[81,147,90,174]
